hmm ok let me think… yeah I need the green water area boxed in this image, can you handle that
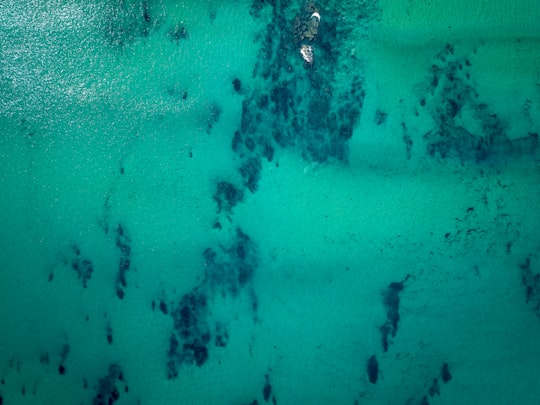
[1,0,539,403]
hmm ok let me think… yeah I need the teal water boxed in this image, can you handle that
[1,0,540,404]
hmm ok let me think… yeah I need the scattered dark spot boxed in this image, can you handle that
[58,365,66,375]
[120,167,125,175]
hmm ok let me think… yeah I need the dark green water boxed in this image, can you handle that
[1,1,539,404]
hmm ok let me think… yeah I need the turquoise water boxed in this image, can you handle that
[1,0,540,403]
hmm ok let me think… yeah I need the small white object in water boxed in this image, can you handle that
[311,12,321,21]
[300,44,314,64]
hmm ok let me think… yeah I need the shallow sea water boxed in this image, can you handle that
[1,1,540,404]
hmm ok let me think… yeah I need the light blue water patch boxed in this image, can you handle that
[1,0,540,404]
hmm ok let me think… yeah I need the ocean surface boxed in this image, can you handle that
[1,1,540,404]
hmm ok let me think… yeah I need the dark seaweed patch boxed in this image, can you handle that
[213,181,245,213]
[441,362,452,383]
[239,157,262,193]
[168,24,189,43]
[214,322,229,347]
[141,0,150,24]
[367,355,379,384]
[402,123,413,160]
[417,362,453,403]
[249,0,269,18]
[374,110,388,125]
[58,343,70,376]
[510,132,539,156]
[159,300,168,315]
[206,104,222,134]
[262,373,272,401]
[233,78,242,93]
[520,257,540,317]
[106,322,113,345]
[167,290,212,377]
[428,378,440,397]
[205,228,258,293]
[185,342,209,366]
[418,44,519,164]
[379,275,409,352]
[166,228,259,377]
[103,0,157,48]
[233,0,379,200]
[92,364,126,405]
[114,224,132,299]
[232,130,243,152]
[70,245,93,288]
